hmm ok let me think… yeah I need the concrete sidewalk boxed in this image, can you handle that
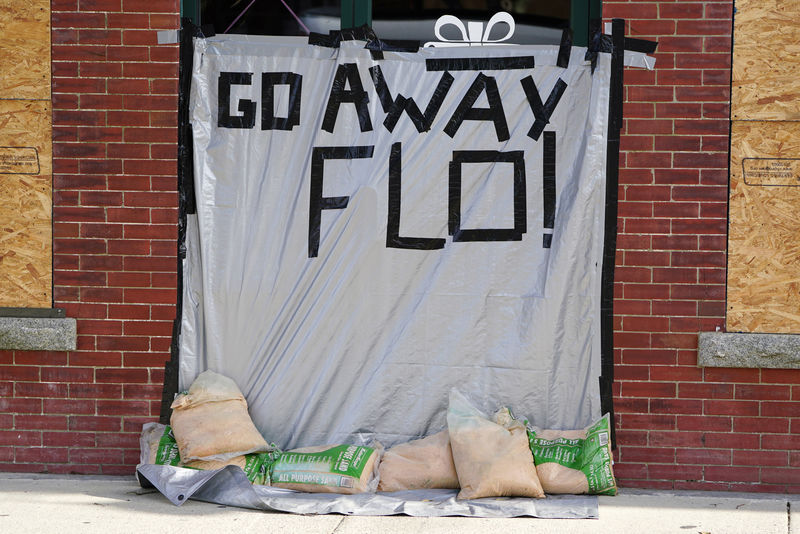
[0,473,796,533]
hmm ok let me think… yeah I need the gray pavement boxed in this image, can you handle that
[0,473,796,533]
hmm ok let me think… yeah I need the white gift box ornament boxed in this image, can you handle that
[424,12,516,48]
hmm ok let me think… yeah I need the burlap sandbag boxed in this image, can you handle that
[271,444,380,494]
[447,389,544,500]
[377,430,459,492]
[170,370,269,462]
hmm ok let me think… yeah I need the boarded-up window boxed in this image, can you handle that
[0,0,52,307]
[727,0,800,333]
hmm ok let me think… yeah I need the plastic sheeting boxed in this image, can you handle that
[181,35,612,450]
[136,464,598,518]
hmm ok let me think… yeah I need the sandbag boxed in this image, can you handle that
[271,444,380,494]
[377,430,459,492]
[526,414,617,495]
[140,422,181,466]
[138,422,275,485]
[447,389,544,500]
[170,370,269,462]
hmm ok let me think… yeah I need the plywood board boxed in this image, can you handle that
[0,100,52,308]
[727,121,800,333]
[731,0,800,120]
[0,0,51,100]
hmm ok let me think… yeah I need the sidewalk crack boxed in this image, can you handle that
[331,515,346,534]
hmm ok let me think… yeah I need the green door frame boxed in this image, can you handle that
[180,0,599,46]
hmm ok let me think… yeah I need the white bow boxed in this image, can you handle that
[424,12,516,48]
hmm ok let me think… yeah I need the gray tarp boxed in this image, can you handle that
[137,464,598,518]
[180,35,611,449]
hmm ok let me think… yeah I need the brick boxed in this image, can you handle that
[676,86,730,102]
[123,384,162,399]
[70,352,123,367]
[677,20,732,36]
[14,382,69,398]
[761,401,800,418]
[648,430,704,448]
[762,434,800,450]
[622,218,671,234]
[704,400,759,417]
[616,366,650,381]
[69,448,126,464]
[704,466,759,483]
[654,136,700,152]
[97,400,150,416]
[671,219,727,235]
[80,256,124,271]
[95,368,149,383]
[106,46,149,61]
[124,191,178,207]
[96,336,149,351]
[671,251,726,268]
[79,29,122,45]
[621,349,675,366]
[760,467,800,485]
[676,448,730,465]
[626,119,672,135]
[81,223,123,239]
[735,384,790,401]
[95,432,140,448]
[733,417,790,434]
[43,399,96,415]
[673,152,728,168]
[16,447,69,464]
[621,446,675,463]
[704,368,760,383]
[761,368,800,384]
[649,366,703,382]
[654,202,699,218]
[79,190,123,206]
[620,381,675,398]
[0,366,40,381]
[15,415,68,431]
[621,414,675,430]
[40,367,94,383]
[81,62,123,78]
[43,431,95,447]
[107,111,149,126]
[0,398,42,413]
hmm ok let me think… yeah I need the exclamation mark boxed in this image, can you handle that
[543,131,556,248]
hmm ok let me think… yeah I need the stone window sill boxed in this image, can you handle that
[698,332,800,369]
[0,308,76,351]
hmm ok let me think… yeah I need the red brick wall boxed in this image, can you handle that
[1,1,798,490]
[0,1,179,474]
[604,1,800,492]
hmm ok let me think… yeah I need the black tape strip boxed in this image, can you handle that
[520,76,568,141]
[162,17,204,424]
[444,73,510,142]
[448,150,526,242]
[217,72,256,129]
[308,146,375,258]
[387,143,446,250]
[261,72,302,131]
[557,28,572,68]
[624,36,658,54]
[426,56,535,72]
[321,63,373,133]
[542,131,556,249]
[600,18,626,449]
[370,66,454,133]
[308,32,337,47]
